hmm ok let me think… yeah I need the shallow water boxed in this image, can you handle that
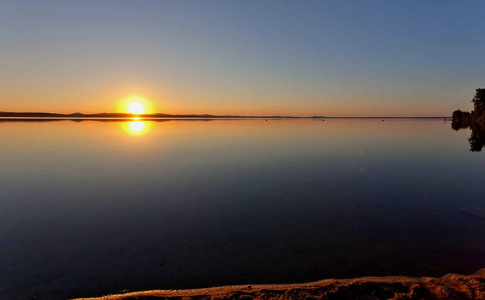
[0,119,484,299]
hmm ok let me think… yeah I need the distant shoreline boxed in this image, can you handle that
[0,117,452,123]
[0,111,451,120]
[0,112,451,121]
[0,112,301,119]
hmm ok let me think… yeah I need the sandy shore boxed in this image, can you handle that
[74,269,485,300]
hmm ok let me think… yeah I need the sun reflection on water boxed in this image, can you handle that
[122,119,151,136]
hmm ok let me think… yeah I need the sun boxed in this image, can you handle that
[120,96,153,115]
[128,101,145,115]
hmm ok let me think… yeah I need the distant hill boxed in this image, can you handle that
[0,111,302,119]
[0,111,450,119]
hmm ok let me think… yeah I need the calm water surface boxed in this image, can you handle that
[1,119,484,299]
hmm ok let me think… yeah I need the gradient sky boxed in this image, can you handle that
[1,0,484,116]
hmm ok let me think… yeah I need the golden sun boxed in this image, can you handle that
[120,96,153,117]
[128,101,145,115]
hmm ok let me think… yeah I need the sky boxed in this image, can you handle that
[1,0,484,117]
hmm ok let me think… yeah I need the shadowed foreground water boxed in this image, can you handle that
[0,119,484,299]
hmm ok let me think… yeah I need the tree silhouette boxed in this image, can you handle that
[472,88,485,117]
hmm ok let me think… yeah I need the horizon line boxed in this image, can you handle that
[0,110,452,119]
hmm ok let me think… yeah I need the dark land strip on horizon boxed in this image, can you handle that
[0,111,450,120]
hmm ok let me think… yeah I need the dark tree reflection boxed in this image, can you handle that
[468,122,485,151]
[451,120,485,152]
[452,88,485,151]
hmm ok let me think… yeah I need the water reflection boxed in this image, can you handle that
[122,119,151,136]
[451,120,485,151]
[2,119,485,299]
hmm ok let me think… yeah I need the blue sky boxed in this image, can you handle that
[1,0,484,116]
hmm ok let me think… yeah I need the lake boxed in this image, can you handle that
[1,118,484,299]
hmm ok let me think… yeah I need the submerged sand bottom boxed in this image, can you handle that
[75,269,485,300]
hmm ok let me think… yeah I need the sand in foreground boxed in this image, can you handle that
[74,269,485,300]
